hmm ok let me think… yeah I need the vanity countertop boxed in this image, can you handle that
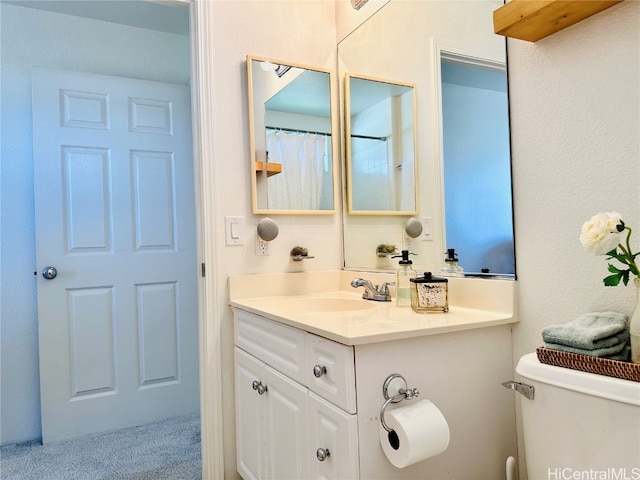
[229,290,516,346]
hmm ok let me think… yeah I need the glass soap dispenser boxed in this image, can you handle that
[410,272,449,313]
[392,250,417,306]
[442,248,464,276]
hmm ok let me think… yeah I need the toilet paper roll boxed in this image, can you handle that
[379,399,450,468]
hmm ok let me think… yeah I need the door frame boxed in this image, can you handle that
[169,0,224,477]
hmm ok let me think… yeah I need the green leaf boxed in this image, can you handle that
[605,248,619,257]
[607,263,623,273]
[606,252,627,264]
[622,270,630,286]
[603,273,623,286]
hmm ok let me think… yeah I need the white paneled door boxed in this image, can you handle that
[32,68,199,443]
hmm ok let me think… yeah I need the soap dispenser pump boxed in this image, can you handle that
[442,248,464,276]
[392,250,417,306]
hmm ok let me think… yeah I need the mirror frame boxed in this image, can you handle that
[247,54,339,215]
[345,72,418,216]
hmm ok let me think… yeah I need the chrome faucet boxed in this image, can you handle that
[351,278,393,302]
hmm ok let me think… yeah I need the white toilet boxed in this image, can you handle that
[516,353,640,479]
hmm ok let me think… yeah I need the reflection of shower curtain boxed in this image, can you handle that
[266,130,326,210]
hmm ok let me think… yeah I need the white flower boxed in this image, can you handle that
[580,211,623,255]
[581,211,639,286]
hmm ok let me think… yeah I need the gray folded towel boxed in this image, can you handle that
[541,312,629,350]
[543,343,630,361]
[545,328,629,353]
[544,338,628,358]
[609,346,631,362]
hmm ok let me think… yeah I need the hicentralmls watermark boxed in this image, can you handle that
[548,468,640,480]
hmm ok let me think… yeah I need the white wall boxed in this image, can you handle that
[0,3,190,445]
[335,0,390,42]
[507,2,639,476]
[206,2,340,477]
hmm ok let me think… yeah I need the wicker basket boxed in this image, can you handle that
[536,347,640,382]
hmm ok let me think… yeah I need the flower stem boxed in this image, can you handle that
[622,226,639,276]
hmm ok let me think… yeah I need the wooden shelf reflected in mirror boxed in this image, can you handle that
[255,161,282,177]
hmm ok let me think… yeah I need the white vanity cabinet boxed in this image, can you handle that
[234,309,360,480]
[233,303,516,480]
[230,272,517,479]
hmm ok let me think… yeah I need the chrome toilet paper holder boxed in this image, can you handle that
[380,373,420,433]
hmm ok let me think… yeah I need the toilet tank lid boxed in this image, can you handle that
[516,353,640,407]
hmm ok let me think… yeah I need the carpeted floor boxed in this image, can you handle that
[0,414,201,479]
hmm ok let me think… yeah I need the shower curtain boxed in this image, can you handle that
[266,130,326,210]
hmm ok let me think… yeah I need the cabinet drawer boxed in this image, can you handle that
[305,333,356,414]
[234,309,306,385]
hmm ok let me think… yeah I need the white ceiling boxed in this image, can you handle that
[4,0,189,36]
[266,69,332,118]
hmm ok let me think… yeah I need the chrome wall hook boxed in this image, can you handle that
[380,374,420,432]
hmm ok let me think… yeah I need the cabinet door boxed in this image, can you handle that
[235,348,266,480]
[263,364,310,480]
[308,392,359,480]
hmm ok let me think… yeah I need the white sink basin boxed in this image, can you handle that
[277,297,379,313]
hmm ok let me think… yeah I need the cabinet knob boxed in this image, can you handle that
[251,380,268,395]
[316,448,330,461]
[313,365,327,378]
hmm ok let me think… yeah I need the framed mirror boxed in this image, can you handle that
[345,73,417,215]
[247,55,338,214]
[339,1,515,276]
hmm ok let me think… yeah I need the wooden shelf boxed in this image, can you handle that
[255,161,282,177]
[493,0,623,42]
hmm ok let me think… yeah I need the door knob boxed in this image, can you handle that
[42,266,57,280]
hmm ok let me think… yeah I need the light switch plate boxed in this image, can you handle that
[225,216,244,245]
[420,217,433,241]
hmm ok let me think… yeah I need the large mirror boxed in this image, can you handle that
[345,73,417,214]
[247,55,337,214]
[339,0,515,277]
